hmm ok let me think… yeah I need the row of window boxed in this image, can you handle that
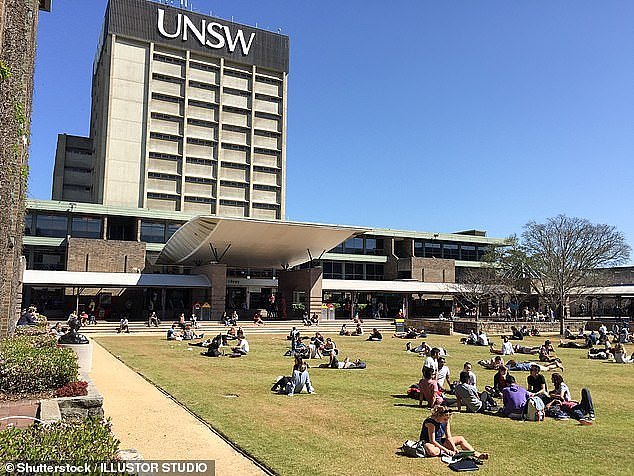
[413,240,490,261]
[322,261,384,280]
[329,236,384,256]
[25,214,102,239]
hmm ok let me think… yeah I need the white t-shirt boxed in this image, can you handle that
[423,356,438,373]
[467,370,477,386]
[437,365,450,388]
[557,382,571,402]
[501,342,514,355]
[477,333,489,346]
[238,339,250,353]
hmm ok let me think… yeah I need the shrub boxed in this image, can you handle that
[0,335,78,395]
[55,381,88,398]
[0,417,120,462]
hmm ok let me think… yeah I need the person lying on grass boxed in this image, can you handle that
[513,344,540,354]
[318,353,366,369]
[478,355,504,370]
[419,405,489,459]
[506,359,563,372]
[406,341,431,355]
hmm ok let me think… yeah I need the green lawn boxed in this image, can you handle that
[96,333,634,476]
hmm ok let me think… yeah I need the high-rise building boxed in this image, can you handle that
[52,0,289,219]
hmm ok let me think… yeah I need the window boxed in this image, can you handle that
[477,245,490,261]
[140,221,166,244]
[24,213,34,236]
[32,248,66,271]
[71,217,102,239]
[344,263,364,280]
[366,264,384,280]
[35,214,68,238]
[165,223,181,241]
[323,261,343,279]
[461,245,476,261]
[329,242,344,254]
[424,242,442,258]
[344,237,364,255]
[443,243,459,260]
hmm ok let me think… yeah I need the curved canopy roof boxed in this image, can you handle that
[157,216,367,268]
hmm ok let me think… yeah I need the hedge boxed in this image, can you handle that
[0,417,120,462]
[0,334,78,395]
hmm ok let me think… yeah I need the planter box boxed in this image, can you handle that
[59,340,93,373]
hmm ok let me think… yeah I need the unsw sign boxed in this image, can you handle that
[157,8,255,56]
[106,0,289,72]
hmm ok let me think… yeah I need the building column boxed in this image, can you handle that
[192,263,227,322]
[277,268,323,320]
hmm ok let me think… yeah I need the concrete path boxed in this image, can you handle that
[89,341,265,476]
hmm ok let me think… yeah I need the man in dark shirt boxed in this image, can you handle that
[526,364,552,404]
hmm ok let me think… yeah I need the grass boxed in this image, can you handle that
[96,332,634,475]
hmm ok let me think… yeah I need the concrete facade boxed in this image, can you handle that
[52,0,288,220]
[278,268,324,318]
[52,134,94,203]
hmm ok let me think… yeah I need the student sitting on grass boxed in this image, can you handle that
[340,323,351,336]
[352,323,364,336]
[500,375,530,419]
[322,337,338,356]
[436,357,450,392]
[506,359,563,372]
[167,324,179,340]
[538,340,561,363]
[489,336,514,355]
[419,406,489,460]
[230,336,249,357]
[527,364,552,404]
[614,343,634,363]
[486,366,513,398]
[419,367,445,408]
[454,371,497,413]
[509,326,524,340]
[286,363,314,396]
[367,328,383,341]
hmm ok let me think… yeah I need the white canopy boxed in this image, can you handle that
[322,279,461,294]
[157,216,367,268]
[23,270,211,288]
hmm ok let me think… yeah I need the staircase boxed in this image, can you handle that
[52,319,396,337]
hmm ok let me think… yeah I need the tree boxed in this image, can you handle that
[513,215,630,334]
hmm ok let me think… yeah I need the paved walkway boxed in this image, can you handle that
[89,341,265,476]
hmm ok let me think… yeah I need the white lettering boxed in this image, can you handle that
[157,9,181,39]
[224,26,256,55]
[206,22,226,49]
[183,15,206,44]
[157,9,255,56]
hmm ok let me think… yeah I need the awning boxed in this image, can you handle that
[572,285,634,296]
[157,216,367,268]
[23,270,211,288]
[322,279,461,294]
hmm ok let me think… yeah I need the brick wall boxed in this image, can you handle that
[66,238,146,273]
[278,268,323,318]
[412,257,455,283]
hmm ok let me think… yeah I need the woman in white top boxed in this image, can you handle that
[614,343,634,363]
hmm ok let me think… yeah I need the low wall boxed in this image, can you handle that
[452,319,588,336]
[53,378,104,420]
[405,319,453,336]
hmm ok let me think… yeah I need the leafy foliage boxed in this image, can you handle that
[55,381,89,398]
[0,335,78,395]
[0,418,119,462]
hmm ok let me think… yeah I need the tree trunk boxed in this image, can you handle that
[560,297,566,336]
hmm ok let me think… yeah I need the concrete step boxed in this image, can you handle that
[52,319,396,336]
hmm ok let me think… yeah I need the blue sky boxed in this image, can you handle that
[30,0,633,259]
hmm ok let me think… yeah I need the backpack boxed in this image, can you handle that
[524,396,545,421]
[407,384,421,399]
[401,440,426,458]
